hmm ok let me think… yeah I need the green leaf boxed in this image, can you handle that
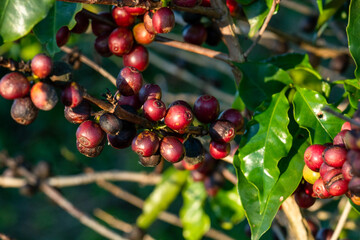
[136,168,188,229]
[347,0,360,79]
[232,91,246,111]
[33,1,82,55]
[334,79,360,109]
[317,0,324,13]
[293,87,344,144]
[265,53,315,70]
[209,186,245,230]
[0,0,54,42]
[235,62,292,111]
[242,0,273,37]
[317,0,346,28]
[237,87,292,214]
[180,180,210,240]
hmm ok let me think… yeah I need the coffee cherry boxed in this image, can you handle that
[143,99,166,121]
[342,160,354,182]
[71,10,89,34]
[183,137,205,165]
[132,131,159,157]
[0,72,30,100]
[173,0,198,7]
[30,82,58,111]
[303,165,320,184]
[182,159,203,171]
[56,26,70,47]
[182,24,207,45]
[61,82,83,108]
[200,0,211,7]
[139,83,162,104]
[193,95,219,124]
[323,168,348,196]
[333,130,349,147]
[31,54,52,79]
[168,100,192,110]
[138,153,161,167]
[91,12,115,36]
[112,7,135,27]
[319,162,336,179]
[315,228,333,240]
[209,140,230,159]
[108,27,134,56]
[323,145,347,168]
[76,120,105,148]
[304,144,326,172]
[64,100,91,124]
[94,34,112,57]
[123,45,149,72]
[295,184,316,208]
[117,94,141,109]
[133,23,155,45]
[226,0,239,16]
[107,124,137,149]
[143,11,156,34]
[99,113,123,135]
[152,8,175,34]
[123,6,147,15]
[209,120,236,143]
[348,150,360,176]
[349,177,360,195]
[219,108,244,133]
[116,67,143,96]
[341,121,351,131]
[344,130,360,150]
[312,178,332,199]
[164,104,193,133]
[160,136,185,163]
[11,97,38,125]
[76,138,105,157]
[181,12,202,24]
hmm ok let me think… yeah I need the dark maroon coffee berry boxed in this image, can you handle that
[11,97,38,125]
[138,153,161,167]
[117,94,141,109]
[76,120,105,148]
[31,54,52,79]
[0,72,30,100]
[94,34,112,57]
[143,11,156,34]
[322,168,348,196]
[204,171,225,197]
[116,66,143,96]
[348,150,360,176]
[107,123,137,149]
[182,24,207,45]
[30,82,58,111]
[164,104,193,133]
[312,178,332,199]
[323,145,347,168]
[319,162,336,179]
[315,228,333,240]
[91,12,115,36]
[139,83,162,104]
[205,24,222,46]
[56,26,70,47]
[349,177,360,195]
[333,130,349,147]
[61,82,83,108]
[76,138,105,157]
[219,108,244,133]
[143,99,166,121]
[193,95,220,124]
[344,130,360,150]
[168,100,192,110]
[209,140,230,159]
[108,27,134,56]
[123,6,147,15]
[295,188,316,208]
[197,152,218,175]
[123,45,149,72]
[152,8,175,34]
[133,23,155,45]
[99,113,123,135]
[183,137,205,165]
[173,0,197,7]
[209,120,236,143]
[71,10,89,34]
[64,100,91,124]
[160,136,185,163]
[112,7,135,27]
[342,160,354,182]
[132,131,159,157]
[304,144,326,172]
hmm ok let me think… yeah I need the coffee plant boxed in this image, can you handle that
[0,0,360,240]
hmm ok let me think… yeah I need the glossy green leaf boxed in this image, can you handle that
[136,168,188,229]
[242,0,273,37]
[293,87,344,144]
[334,79,360,109]
[232,91,246,111]
[265,53,314,70]
[0,0,54,42]
[317,0,324,13]
[237,88,292,213]
[33,1,82,55]
[347,0,360,79]
[235,62,292,111]
[209,186,245,230]
[317,0,346,28]
[180,180,210,240]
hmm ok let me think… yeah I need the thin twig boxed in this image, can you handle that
[322,106,360,128]
[221,168,237,185]
[330,200,352,240]
[244,0,280,58]
[0,233,13,240]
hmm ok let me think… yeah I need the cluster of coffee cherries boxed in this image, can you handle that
[295,120,360,209]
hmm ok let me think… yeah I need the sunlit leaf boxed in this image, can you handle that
[347,0,360,79]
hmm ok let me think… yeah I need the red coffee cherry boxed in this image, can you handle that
[99,113,123,135]
[76,120,105,148]
[193,94,220,124]
[138,153,161,167]
[76,138,105,158]
[138,83,162,104]
[56,26,70,47]
[123,6,147,16]
[304,144,326,172]
[164,104,193,133]
[319,162,336,179]
[201,0,211,7]
[333,130,349,147]
[61,82,83,108]
[344,130,360,150]
[342,160,354,182]
[30,82,58,111]
[312,178,332,199]
[71,10,89,34]
[112,7,135,27]
[182,24,207,45]
[123,45,149,72]
[107,123,137,149]
[226,0,239,16]
[117,94,141,109]
[168,100,192,110]
[116,66,143,96]
[181,160,204,171]
[132,131,159,157]
[108,27,134,56]
[219,108,244,133]
[341,121,351,131]
[323,145,347,168]
[160,136,185,163]
[0,72,30,100]
[11,97,38,125]
[64,100,91,124]
[91,12,115,36]
[323,168,348,196]
[31,54,52,79]
[152,8,175,34]
[143,11,156,34]
[94,34,112,57]
[209,120,236,143]
[143,99,166,121]
[133,23,155,45]
[209,140,230,159]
